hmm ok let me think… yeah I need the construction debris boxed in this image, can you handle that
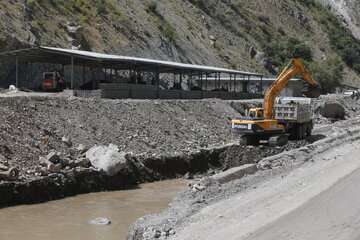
[0,163,18,181]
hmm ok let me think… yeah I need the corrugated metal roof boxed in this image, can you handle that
[0,46,263,76]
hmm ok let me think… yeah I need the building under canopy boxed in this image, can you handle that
[0,46,264,99]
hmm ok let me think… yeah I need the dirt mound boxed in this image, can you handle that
[0,97,240,181]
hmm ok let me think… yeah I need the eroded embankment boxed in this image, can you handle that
[0,139,308,207]
[0,96,234,206]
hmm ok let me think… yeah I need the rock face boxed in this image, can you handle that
[1,0,360,80]
[86,144,128,176]
[319,0,360,39]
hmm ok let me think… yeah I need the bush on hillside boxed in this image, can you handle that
[310,57,344,93]
[306,0,360,74]
[265,38,312,67]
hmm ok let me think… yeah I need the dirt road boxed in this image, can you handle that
[245,167,360,240]
[171,138,360,240]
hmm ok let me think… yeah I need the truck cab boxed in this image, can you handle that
[42,72,65,92]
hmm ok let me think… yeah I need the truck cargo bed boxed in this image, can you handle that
[274,103,312,123]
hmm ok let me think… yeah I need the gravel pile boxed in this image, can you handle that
[0,96,240,181]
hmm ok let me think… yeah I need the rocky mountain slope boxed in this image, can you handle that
[0,0,360,87]
[319,0,360,39]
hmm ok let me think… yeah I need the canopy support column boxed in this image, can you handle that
[71,56,74,89]
[180,72,183,90]
[155,69,160,98]
[205,73,208,91]
[15,56,19,88]
[233,74,236,93]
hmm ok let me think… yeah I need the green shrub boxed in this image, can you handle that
[305,0,360,74]
[147,2,157,13]
[146,1,162,19]
[160,21,177,42]
[310,57,344,93]
[265,38,312,67]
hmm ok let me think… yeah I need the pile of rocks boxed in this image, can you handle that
[37,149,91,176]
[0,97,240,182]
[142,226,176,240]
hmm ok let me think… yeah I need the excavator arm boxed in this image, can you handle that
[263,58,320,119]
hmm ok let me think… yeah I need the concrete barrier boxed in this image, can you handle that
[159,90,182,99]
[211,164,258,184]
[131,89,157,99]
[181,91,203,99]
[102,89,130,99]
[74,90,102,98]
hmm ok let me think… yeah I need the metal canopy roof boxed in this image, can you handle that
[0,46,262,76]
[204,77,301,82]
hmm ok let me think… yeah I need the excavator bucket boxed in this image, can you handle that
[303,85,321,98]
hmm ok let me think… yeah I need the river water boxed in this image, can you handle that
[0,180,186,240]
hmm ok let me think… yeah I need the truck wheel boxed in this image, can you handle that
[296,124,306,140]
[269,135,288,147]
[306,122,312,137]
[299,124,305,139]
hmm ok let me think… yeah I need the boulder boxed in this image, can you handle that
[76,144,88,154]
[86,144,128,176]
[61,136,72,147]
[0,154,6,163]
[319,102,346,120]
[0,167,19,181]
[46,151,61,164]
[88,217,111,225]
[47,163,62,173]
[75,158,91,168]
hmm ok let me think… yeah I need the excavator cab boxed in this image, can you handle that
[247,108,264,119]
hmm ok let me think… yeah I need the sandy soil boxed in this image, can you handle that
[168,121,360,240]
[244,166,360,240]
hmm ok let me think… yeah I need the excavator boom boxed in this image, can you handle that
[263,58,320,119]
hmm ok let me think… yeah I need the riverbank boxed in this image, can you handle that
[0,140,308,207]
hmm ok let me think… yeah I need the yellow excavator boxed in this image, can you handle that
[232,58,321,146]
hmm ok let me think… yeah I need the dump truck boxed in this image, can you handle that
[273,97,313,140]
[231,58,321,146]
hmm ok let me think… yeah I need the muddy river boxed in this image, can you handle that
[0,180,186,240]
